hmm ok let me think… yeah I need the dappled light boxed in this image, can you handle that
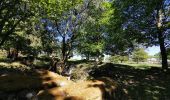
[0,0,170,99]
[90,63,170,99]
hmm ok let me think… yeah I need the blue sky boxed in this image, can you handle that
[145,46,160,56]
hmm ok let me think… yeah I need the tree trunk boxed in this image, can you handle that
[7,48,11,58]
[121,60,123,63]
[156,2,168,70]
[61,36,67,71]
[158,29,168,70]
[11,48,19,61]
[86,53,90,61]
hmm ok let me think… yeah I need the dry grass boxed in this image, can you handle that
[37,75,118,100]
[0,70,71,92]
[0,61,31,72]
[0,62,27,68]
[0,60,120,100]
[0,68,118,100]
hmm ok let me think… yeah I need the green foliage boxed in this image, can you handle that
[154,48,170,60]
[0,50,7,60]
[0,0,168,66]
[154,52,161,59]
[132,48,149,63]
[33,0,83,19]
[109,0,170,69]
[76,0,111,60]
[0,0,38,47]
[110,55,129,63]
[107,0,169,52]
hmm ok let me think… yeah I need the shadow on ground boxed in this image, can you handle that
[89,63,170,100]
[1,60,170,100]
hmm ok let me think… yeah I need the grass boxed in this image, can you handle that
[33,59,50,68]
[0,59,169,100]
[121,62,161,69]
[89,63,170,100]
[0,61,31,73]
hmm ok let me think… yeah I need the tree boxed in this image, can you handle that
[110,55,129,63]
[156,0,169,70]
[0,0,64,51]
[3,33,31,60]
[132,48,148,63]
[76,0,112,62]
[37,0,111,65]
[0,0,38,47]
[109,0,170,70]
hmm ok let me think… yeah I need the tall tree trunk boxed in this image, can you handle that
[158,29,168,70]
[61,36,67,65]
[156,1,168,70]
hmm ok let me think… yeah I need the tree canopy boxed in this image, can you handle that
[0,0,169,69]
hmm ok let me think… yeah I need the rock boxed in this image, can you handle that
[16,90,38,100]
[26,92,34,99]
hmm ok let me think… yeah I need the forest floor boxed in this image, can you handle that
[0,59,170,100]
